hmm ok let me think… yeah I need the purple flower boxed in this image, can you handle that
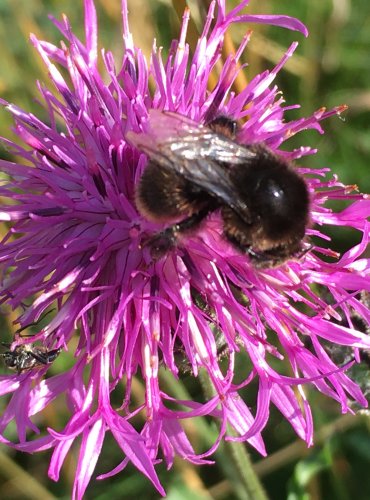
[0,0,369,497]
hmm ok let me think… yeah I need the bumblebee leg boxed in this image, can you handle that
[248,243,311,268]
[147,208,210,259]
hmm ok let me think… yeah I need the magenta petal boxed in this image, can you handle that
[233,14,308,37]
[227,377,272,442]
[271,385,312,443]
[106,412,165,496]
[13,435,57,453]
[162,418,214,465]
[222,394,267,455]
[73,417,105,500]
[49,438,75,481]
[96,458,129,480]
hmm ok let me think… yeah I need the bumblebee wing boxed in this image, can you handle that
[128,109,254,164]
[142,148,249,216]
[127,110,253,218]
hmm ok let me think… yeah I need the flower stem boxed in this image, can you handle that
[224,434,268,500]
[199,369,268,500]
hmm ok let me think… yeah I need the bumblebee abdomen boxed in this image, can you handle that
[135,161,212,222]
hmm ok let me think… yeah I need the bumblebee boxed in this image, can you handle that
[129,110,310,267]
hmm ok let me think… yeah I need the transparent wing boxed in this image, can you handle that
[128,109,254,163]
[127,110,253,219]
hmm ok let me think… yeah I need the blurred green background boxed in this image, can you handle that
[0,1,370,499]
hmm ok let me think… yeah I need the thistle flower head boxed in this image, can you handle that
[0,0,370,498]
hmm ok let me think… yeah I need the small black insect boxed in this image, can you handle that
[1,343,61,373]
[128,110,310,267]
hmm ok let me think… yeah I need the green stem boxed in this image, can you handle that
[224,435,269,500]
[199,369,268,500]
